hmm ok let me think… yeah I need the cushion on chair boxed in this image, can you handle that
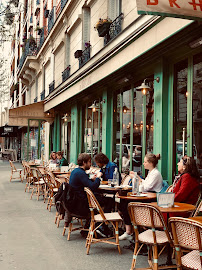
[94,212,122,222]
[181,250,201,270]
[17,169,22,171]
[35,180,45,185]
[138,229,170,244]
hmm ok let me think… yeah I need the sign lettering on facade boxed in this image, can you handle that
[4,127,13,132]
[136,0,202,19]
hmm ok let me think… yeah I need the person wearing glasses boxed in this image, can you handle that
[172,156,200,205]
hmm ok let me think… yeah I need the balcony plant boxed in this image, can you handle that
[74,50,82,58]
[44,9,49,18]
[94,18,112,37]
[35,26,42,35]
[84,42,91,48]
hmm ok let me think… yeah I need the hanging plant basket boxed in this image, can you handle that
[97,22,111,37]
[74,50,82,58]
[37,29,42,35]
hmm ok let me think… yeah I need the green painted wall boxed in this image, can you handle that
[53,116,57,151]
[56,114,61,151]
[70,104,79,164]
[102,89,113,159]
[153,59,169,182]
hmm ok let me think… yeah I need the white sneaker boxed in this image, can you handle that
[119,232,133,241]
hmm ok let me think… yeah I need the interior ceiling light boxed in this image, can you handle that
[189,37,202,49]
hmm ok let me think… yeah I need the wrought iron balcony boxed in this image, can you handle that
[48,7,56,33]
[36,0,40,5]
[78,46,91,69]
[104,13,123,46]
[61,0,68,10]
[30,14,33,23]
[18,38,38,71]
[34,97,38,103]
[39,26,48,49]
[40,89,45,100]
[62,66,71,82]
[49,80,55,95]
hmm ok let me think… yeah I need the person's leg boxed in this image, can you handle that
[118,199,133,240]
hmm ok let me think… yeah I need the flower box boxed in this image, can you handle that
[97,22,111,37]
[74,50,82,58]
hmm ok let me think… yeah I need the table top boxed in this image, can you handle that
[117,192,157,201]
[52,171,71,175]
[188,216,202,223]
[150,202,196,213]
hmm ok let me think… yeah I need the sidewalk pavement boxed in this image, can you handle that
[0,161,167,270]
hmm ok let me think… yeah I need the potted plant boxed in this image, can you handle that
[84,41,91,48]
[74,50,82,58]
[94,18,112,37]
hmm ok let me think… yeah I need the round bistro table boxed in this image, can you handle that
[117,192,157,202]
[150,202,196,214]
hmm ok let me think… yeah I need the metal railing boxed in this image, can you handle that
[34,96,38,103]
[79,46,91,69]
[62,66,70,82]
[39,26,48,49]
[104,13,124,46]
[30,14,33,23]
[40,89,45,100]
[19,39,39,71]
[36,0,40,5]
[61,0,68,10]
[48,7,56,33]
[49,81,55,95]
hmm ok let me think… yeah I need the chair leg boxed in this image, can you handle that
[55,212,59,224]
[62,226,66,236]
[86,221,94,255]
[67,222,73,241]
[10,172,13,182]
[130,241,139,270]
[30,187,35,199]
[57,214,62,228]
[153,245,158,270]
[115,221,121,254]
[37,185,40,201]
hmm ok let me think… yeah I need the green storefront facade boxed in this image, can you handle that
[49,21,202,185]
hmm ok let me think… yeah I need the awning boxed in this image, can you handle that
[9,101,54,127]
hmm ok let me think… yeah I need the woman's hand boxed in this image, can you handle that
[96,171,103,179]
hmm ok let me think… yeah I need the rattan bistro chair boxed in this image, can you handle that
[84,187,122,255]
[9,160,23,182]
[193,200,202,217]
[128,202,174,270]
[169,217,202,270]
[30,168,45,200]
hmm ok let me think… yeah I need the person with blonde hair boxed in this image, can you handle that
[56,151,68,167]
[119,153,163,241]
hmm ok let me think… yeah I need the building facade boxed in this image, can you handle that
[8,0,202,183]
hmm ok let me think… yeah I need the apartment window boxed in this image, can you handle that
[108,0,122,20]
[82,7,90,49]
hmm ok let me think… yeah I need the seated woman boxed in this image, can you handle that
[94,152,122,185]
[56,151,68,167]
[48,151,59,165]
[173,156,200,205]
[119,153,163,240]
[122,151,130,174]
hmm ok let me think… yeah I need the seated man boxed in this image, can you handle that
[94,153,121,185]
[68,153,113,237]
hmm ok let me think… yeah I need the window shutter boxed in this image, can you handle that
[65,33,70,67]
[82,7,90,49]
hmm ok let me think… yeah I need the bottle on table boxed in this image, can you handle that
[112,167,119,186]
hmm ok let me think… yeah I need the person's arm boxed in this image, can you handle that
[141,172,161,192]
[80,170,101,191]
[174,174,194,202]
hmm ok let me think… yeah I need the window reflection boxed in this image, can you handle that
[193,53,202,172]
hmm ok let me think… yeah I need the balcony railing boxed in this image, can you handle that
[39,26,48,49]
[48,7,56,33]
[61,0,68,10]
[49,80,55,95]
[36,0,40,5]
[78,46,91,69]
[18,39,39,71]
[104,13,123,46]
[62,66,71,82]
[30,14,33,23]
[40,89,45,100]
[34,96,38,103]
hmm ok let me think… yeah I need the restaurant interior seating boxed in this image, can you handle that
[128,202,173,270]
[84,187,122,255]
[9,160,23,182]
[169,217,202,270]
